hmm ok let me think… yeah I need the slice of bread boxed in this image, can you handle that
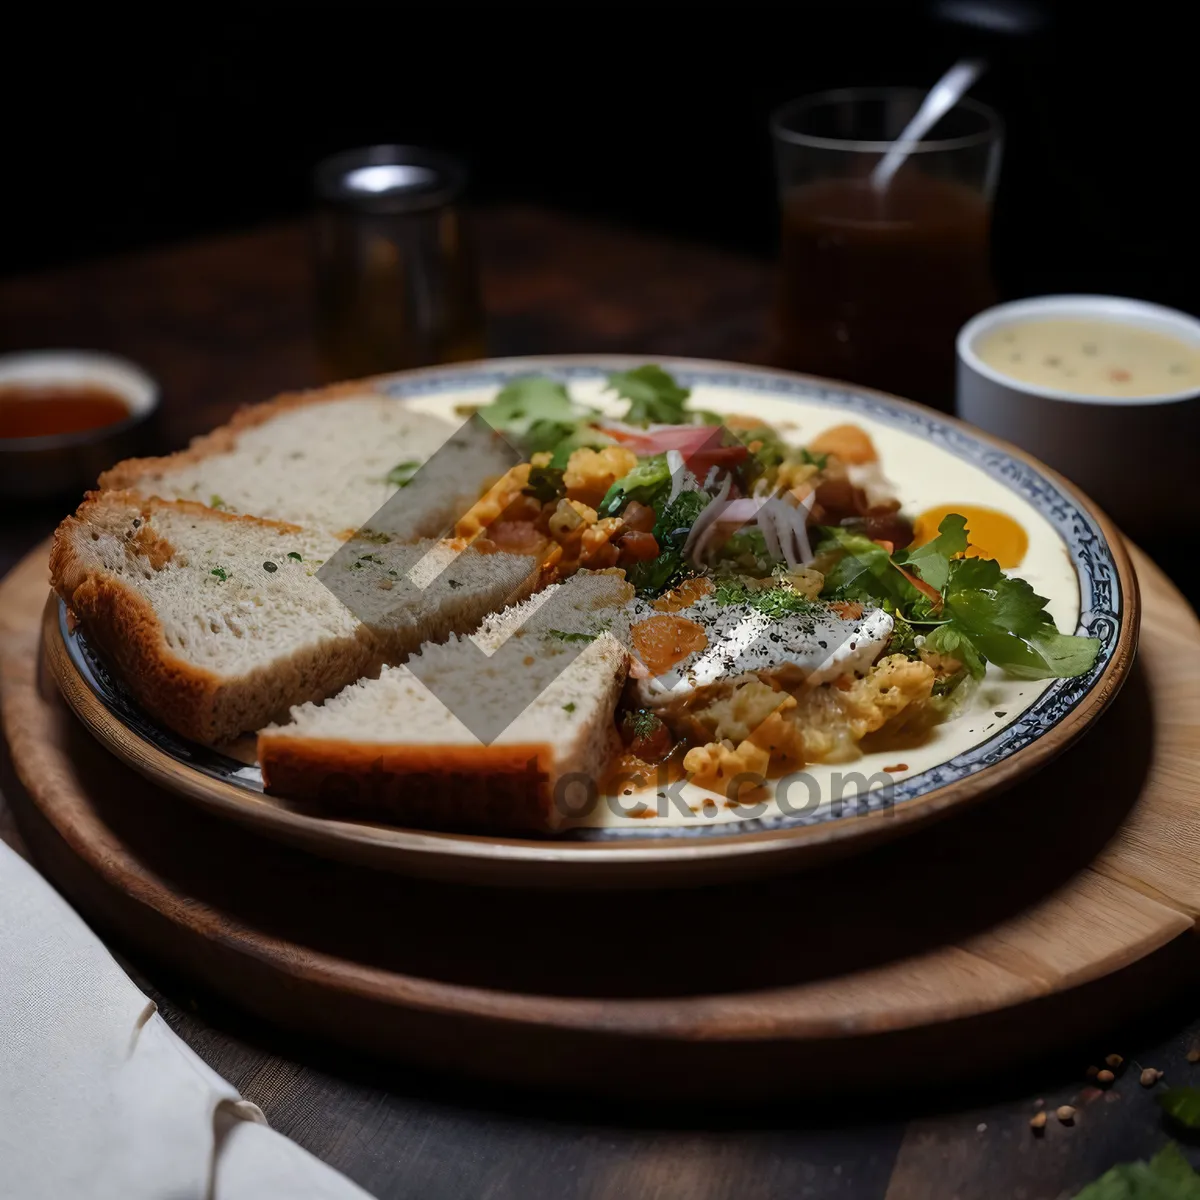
[258,573,634,833]
[51,491,538,745]
[99,383,510,540]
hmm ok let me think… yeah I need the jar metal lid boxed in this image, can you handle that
[314,144,466,214]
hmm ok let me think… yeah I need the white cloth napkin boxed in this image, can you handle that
[0,838,374,1200]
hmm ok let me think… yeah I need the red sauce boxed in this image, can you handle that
[0,384,130,439]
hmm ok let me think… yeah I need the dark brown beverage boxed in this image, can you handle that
[775,173,996,410]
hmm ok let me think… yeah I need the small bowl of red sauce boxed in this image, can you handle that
[0,350,159,500]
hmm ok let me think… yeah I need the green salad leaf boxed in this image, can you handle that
[1073,1143,1200,1199]
[818,527,927,613]
[817,515,1101,682]
[626,488,710,596]
[478,377,596,441]
[933,555,1100,680]
[1160,1088,1200,1131]
[606,365,691,426]
[901,513,968,592]
[597,454,672,518]
[548,424,614,469]
[733,425,790,475]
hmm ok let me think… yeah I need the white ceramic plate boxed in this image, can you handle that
[47,357,1138,886]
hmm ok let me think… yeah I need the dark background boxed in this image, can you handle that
[3,2,1196,314]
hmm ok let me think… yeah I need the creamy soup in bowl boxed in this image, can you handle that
[973,317,1200,399]
[957,295,1200,538]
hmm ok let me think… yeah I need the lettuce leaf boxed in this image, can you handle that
[597,454,671,518]
[605,365,691,426]
[901,513,968,592]
[479,377,597,442]
[1073,1143,1200,1198]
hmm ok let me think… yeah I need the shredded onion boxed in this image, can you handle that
[757,503,784,562]
[666,449,686,505]
[683,473,732,558]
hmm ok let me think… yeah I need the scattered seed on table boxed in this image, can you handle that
[1106,1054,1124,1069]
[1097,1069,1115,1086]
[1057,1105,1077,1124]
[1030,1112,1047,1133]
[1141,1068,1160,1087]
[1085,1065,1099,1079]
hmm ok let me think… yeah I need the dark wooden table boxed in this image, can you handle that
[2,207,1198,1199]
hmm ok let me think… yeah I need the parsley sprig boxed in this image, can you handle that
[817,514,1101,682]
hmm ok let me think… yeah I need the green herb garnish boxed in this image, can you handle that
[547,629,598,644]
[903,512,968,592]
[625,489,711,597]
[733,425,790,476]
[1072,1142,1200,1198]
[799,447,828,470]
[210,567,229,581]
[563,702,577,714]
[623,709,664,741]
[605,365,691,426]
[712,577,818,619]
[884,612,920,659]
[522,464,566,504]
[1159,1088,1200,1130]
[597,454,671,518]
[287,551,302,562]
[386,461,421,488]
[478,377,597,441]
[818,514,1101,682]
[209,494,226,510]
[713,527,774,577]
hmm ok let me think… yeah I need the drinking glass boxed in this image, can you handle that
[313,145,486,382]
[771,88,1003,410]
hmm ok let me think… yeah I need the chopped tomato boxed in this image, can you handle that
[828,600,864,620]
[621,501,656,532]
[615,529,660,563]
[653,575,715,613]
[630,615,709,677]
[808,423,878,465]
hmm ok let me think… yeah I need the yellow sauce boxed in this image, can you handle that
[974,317,1200,398]
[912,504,1028,569]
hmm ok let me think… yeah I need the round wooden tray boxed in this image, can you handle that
[3,542,1200,1100]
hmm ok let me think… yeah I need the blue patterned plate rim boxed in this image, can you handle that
[55,356,1137,852]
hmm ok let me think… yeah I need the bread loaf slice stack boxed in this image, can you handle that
[51,382,536,746]
[259,572,634,833]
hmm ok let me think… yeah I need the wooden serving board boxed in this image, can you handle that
[3,541,1200,1101]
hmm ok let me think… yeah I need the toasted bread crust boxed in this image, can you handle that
[98,379,389,492]
[50,502,228,743]
[258,737,559,833]
[49,491,367,744]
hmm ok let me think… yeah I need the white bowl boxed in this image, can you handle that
[0,350,159,501]
[956,295,1200,539]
